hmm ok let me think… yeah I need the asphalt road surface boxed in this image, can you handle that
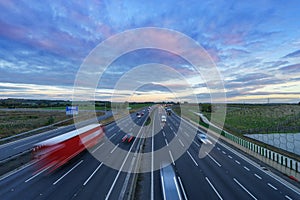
[0,106,299,200]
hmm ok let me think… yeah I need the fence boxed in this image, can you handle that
[222,130,300,172]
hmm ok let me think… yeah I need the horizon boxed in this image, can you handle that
[0,1,299,104]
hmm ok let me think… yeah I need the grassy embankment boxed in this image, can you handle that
[173,103,300,135]
[0,103,153,140]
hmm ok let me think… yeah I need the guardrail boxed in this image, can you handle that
[186,112,300,181]
[222,130,300,173]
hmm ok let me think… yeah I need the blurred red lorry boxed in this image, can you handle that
[33,123,105,173]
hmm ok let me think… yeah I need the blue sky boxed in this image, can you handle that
[0,0,299,103]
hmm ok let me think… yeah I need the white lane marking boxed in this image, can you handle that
[205,177,223,200]
[184,132,190,137]
[173,176,182,200]
[170,126,173,131]
[173,131,177,136]
[108,133,116,140]
[178,176,188,200]
[110,143,119,153]
[205,152,221,167]
[169,150,175,165]
[129,128,133,132]
[222,151,226,154]
[178,139,184,147]
[25,167,49,183]
[187,151,198,166]
[228,155,233,159]
[107,127,114,132]
[217,147,220,151]
[165,139,169,146]
[234,178,257,200]
[14,139,39,149]
[163,131,166,137]
[213,136,300,196]
[244,166,250,171]
[285,195,293,200]
[235,160,240,165]
[83,163,103,186]
[268,183,278,191]
[91,143,105,153]
[254,174,262,180]
[0,161,37,181]
[53,160,83,185]
[193,140,200,147]
[152,114,156,200]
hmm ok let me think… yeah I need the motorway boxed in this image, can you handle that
[0,106,300,199]
[0,111,113,161]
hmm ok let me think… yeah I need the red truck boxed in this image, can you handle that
[33,123,105,173]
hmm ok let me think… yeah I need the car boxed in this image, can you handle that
[196,133,211,144]
[122,134,134,143]
[161,115,166,122]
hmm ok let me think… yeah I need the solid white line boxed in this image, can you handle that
[206,152,221,167]
[235,160,241,165]
[108,133,116,140]
[205,177,223,200]
[187,151,198,166]
[151,115,155,200]
[173,176,182,199]
[91,143,105,153]
[215,137,300,196]
[0,160,37,181]
[110,143,119,153]
[285,195,293,200]
[14,139,39,149]
[268,183,278,190]
[53,160,83,185]
[83,163,103,186]
[178,139,184,147]
[165,139,169,146]
[254,174,262,180]
[25,166,49,183]
[234,178,257,200]
[178,176,188,200]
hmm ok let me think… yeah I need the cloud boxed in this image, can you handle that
[279,63,300,74]
[283,50,300,58]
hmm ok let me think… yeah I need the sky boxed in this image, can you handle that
[0,0,299,103]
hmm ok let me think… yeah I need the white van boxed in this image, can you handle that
[161,115,166,122]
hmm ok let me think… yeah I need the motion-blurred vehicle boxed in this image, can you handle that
[122,134,134,143]
[33,124,105,173]
[160,163,183,200]
[196,133,211,144]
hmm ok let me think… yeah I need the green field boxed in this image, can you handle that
[173,103,300,135]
